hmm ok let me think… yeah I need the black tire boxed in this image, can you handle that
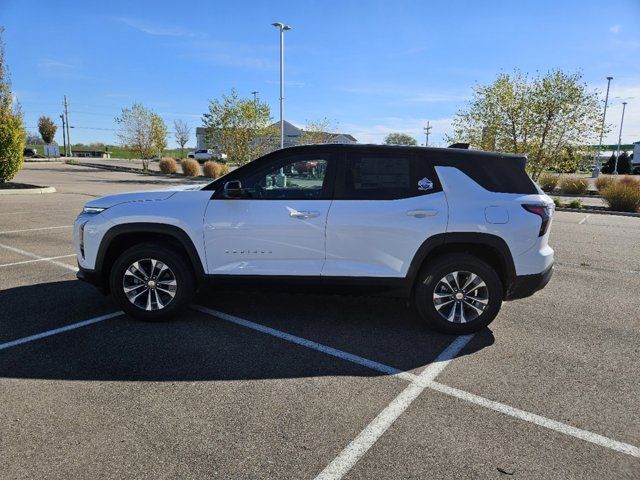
[109,243,196,321]
[414,253,502,334]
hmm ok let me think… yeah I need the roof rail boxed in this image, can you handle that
[448,143,470,149]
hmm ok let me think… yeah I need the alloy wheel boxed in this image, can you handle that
[432,270,489,323]
[122,258,177,311]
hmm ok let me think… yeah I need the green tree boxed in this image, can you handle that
[616,151,631,175]
[299,118,336,145]
[38,116,57,144]
[115,103,167,170]
[447,70,603,180]
[0,27,26,183]
[384,132,418,146]
[202,89,276,165]
[601,153,615,174]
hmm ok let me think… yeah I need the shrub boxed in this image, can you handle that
[537,173,559,192]
[594,175,615,193]
[202,160,229,179]
[0,112,25,183]
[552,197,563,208]
[567,199,583,209]
[158,157,177,174]
[559,176,588,195]
[600,182,640,212]
[180,158,200,176]
[617,152,632,175]
[618,175,640,189]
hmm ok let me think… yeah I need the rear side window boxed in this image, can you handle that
[336,153,441,200]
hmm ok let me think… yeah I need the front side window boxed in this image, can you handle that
[242,155,329,200]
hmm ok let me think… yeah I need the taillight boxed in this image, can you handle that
[522,204,553,236]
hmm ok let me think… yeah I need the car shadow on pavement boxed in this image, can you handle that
[0,280,494,383]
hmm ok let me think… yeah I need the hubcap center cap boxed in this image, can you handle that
[455,292,464,300]
[147,280,156,288]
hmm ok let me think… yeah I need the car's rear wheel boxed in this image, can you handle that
[109,243,195,321]
[414,254,502,334]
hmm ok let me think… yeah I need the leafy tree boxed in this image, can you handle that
[299,118,336,145]
[38,116,57,144]
[115,103,167,170]
[616,151,631,175]
[384,132,418,146]
[173,120,191,158]
[0,27,26,183]
[601,153,616,174]
[447,70,603,180]
[202,89,276,165]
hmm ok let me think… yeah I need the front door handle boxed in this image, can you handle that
[407,209,438,218]
[290,210,320,219]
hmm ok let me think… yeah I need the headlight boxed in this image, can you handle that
[82,206,106,214]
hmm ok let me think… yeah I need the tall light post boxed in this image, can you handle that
[272,22,292,149]
[595,76,613,174]
[613,101,628,175]
[423,121,431,147]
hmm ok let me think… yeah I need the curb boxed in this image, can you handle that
[556,207,640,218]
[0,186,56,195]
[65,161,207,181]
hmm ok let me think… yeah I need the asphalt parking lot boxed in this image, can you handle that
[1,162,639,479]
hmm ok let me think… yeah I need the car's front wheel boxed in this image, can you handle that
[414,254,502,334]
[109,243,195,321]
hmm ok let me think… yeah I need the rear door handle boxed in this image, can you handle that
[407,209,438,218]
[290,210,320,219]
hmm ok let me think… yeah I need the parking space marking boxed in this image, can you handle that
[0,312,122,351]
[578,214,591,225]
[192,305,415,382]
[195,305,640,462]
[0,254,76,268]
[427,381,640,458]
[0,243,78,272]
[0,225,72,235]
[315,335,473,480]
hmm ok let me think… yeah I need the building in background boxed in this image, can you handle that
[195,120,357,151]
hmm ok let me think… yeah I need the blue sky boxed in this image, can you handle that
[1,0,639,148]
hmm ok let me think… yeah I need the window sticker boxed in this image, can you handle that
[418,177,433,191]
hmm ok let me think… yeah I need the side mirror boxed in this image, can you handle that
[224,180,245,199]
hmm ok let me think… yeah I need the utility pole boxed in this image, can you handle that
[423,121,432,147]
[613,101,628,175]
[64,95,71,157]
[60,114,67,157]
[595,76,613,175]
[272,22,292,149]
[251,91,259,105]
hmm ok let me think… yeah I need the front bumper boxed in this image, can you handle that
[77,265,108,294]
[505,263,554,300]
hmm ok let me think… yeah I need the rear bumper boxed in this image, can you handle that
[77,265,108,293]
[505,263,553,300]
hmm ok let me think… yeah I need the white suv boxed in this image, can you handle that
[75,144,554,333]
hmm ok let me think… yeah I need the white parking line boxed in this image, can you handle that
[578,214,591,225]
[0,225,72,235]
[0,312,122,351]
[0,243,78,272]
[194,305,640,463]
[192,306,414,382]
[315,335,473,480]
[0,254,76,268]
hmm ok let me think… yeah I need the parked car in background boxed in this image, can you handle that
[187,149,227,162]
[75,144,554,334]
[23,147,38,157]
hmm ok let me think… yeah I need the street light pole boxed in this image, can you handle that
[613,101,628,175]
[595,76,613,174]
[60,114,67,157]
[251,91,259,105]
[272,22,291,149]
